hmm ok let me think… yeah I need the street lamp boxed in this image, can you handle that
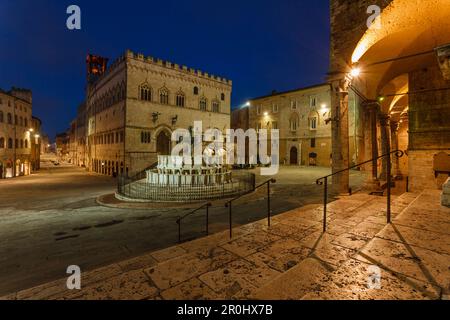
[320,104,330,117]
[350,67,361,78]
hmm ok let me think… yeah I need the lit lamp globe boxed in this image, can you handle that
[350,67,361,77]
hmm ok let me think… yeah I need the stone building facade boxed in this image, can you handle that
[74,103,87,167]
[0,88,33,178]
[79,50,232,176]
[329,0,450,193]
[40,134,50,154]
[234,84,358,167]
[56,132,70,162]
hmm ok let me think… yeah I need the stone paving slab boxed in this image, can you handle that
[301,259,442,300]
[220,231,282,258]
[376,224,450,254]
[161,278,223,300]
[199,258,280,299]
[66,270,159,300]
[145,247,238,290]
[252,258,332,300]
[4,189,450,300]
[247,238,312,272]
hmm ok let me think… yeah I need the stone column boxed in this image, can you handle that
[330,78,350,195]
[379,114,391,181]
[362,101,380,184]
[390,120,401,179]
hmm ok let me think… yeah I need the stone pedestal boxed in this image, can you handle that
[442,178,450,207]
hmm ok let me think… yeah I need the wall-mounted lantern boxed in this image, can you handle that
[171,115,178,126]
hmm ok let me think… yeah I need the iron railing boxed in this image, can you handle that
[125,161,159,182]
[176,203,212,243]
[224,178,276,239]
[316,150,405,232]
[117,171,256,203]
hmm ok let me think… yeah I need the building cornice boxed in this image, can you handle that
[250,83,331,102]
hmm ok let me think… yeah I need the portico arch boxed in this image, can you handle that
[330,0,450,192]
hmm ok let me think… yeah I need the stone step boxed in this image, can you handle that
[251,191,423,300]
[7,190,439,300]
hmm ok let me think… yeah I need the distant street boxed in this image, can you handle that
[0,164,366,296]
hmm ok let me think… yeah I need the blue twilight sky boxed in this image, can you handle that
[0,0,330,140]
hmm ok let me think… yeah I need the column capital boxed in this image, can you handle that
[329,77,350,94]
[390,120,400,133]
[362,100,381,113]
[379,114,390,126]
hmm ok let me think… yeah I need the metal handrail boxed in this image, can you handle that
[125,161,159,181]
[316,150,405,232]
[224,178,276,239]
[176,202,212,243]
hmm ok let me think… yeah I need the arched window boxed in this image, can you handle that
[19,117,23,126]
[25,139,28,148]
[8,138,13,149]
[0,137,4,148]
[0,111,3,123]
[221,93,225,101]
[15,139,18,148]
[7,113,12,124]
[176,91,185,107]
[308,111,319,130]
[140,84,152,101]
[212,100,220,113]
[24,118,28,127]
[159,87,169,105]
[194,87,199,95]
[289,113,299,132]
[199,97,208,111]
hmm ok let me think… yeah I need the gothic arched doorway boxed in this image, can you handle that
[157,130,171,155]
[290,147,298,165]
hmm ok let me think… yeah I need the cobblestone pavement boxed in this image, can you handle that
[0,165,365,296]
[4,189,449,300]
